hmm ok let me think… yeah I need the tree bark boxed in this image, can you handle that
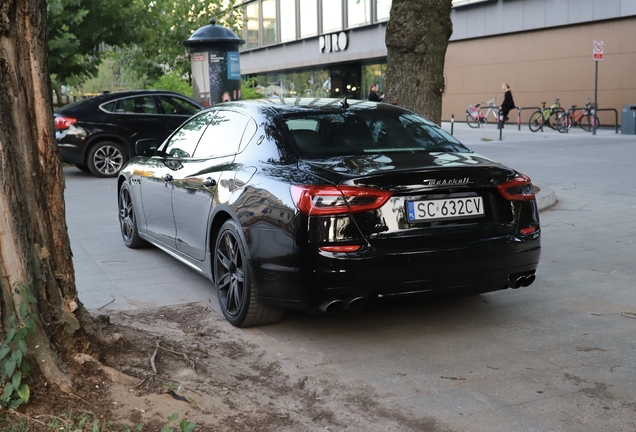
[384,0,453,125]
[0,0,99,393]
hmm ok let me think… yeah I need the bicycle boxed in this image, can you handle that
[556,98,601,133]
[466,97,498,128]
[528,98,564,132]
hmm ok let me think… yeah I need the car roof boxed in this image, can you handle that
[55,90,203,113]
[211,98,410,117]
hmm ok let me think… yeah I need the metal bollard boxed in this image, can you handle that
[498,110,503,141]
[451,114,454,136]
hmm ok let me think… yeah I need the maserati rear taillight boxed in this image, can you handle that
[54,116,77,131]
[291,185,392,216]
[520,226,539,235]
[497,174,535,201]
[319,245,363,253]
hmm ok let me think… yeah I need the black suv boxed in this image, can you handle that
[54,90,203,177]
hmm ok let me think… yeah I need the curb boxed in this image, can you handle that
[534,182,557,212]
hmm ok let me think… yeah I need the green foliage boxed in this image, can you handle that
[48,0,242,94]
[77,54,146,95]
[0,415,29,432]
[130,0,241,83]
[149,71,194,97]
[47,0,145,88]
[0,283,38,411]
[241,78,262,100]
[46,410,112,431]
[160,413,196,432]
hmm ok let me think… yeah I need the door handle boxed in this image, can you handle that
[202,177,216,188]
[162,174,173,183]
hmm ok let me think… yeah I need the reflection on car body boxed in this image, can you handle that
[117,98,541,327]
[54,90,203,177]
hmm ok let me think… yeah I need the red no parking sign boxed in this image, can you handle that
[593,40,604,61]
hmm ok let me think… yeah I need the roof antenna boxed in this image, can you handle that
[338,97,349,110]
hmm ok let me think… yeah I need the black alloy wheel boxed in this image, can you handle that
[88,141,126,177]
[213,220,284,327]
[118,183,147,249]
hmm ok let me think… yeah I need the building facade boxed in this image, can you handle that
[239,0,636,124]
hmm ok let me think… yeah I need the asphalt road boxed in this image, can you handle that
[66,123,636,431]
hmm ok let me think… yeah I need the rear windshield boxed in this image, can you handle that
[282,110,469,157]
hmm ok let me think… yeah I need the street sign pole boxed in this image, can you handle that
[592,40,604,136]
[593,61,598,135]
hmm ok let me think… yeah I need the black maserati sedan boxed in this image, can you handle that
[117,98,541,327]
[54,90,203,177]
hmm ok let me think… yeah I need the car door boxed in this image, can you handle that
[140,112,213,247]
[108,95,168,145]
[171,110,256,260]
[156,94,203,135]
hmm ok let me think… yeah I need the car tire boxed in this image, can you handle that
[75,164,91,172]
[88,141,126,178]
[118,182,148,249]
[213,220,284,327]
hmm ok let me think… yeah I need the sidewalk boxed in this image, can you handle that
[441,119,626,146]
[438,120,635,212]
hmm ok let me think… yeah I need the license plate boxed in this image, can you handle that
[407,197,484,221]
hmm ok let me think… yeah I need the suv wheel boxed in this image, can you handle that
[88,141,126,178]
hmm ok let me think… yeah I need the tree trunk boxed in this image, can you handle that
[0,0,99,393]
[384,0,453,125]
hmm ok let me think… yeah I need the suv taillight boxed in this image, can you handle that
[54,116,77,131]
[497,174,535,201]
[291,185,392,216]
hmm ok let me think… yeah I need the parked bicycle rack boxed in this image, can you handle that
[595,108,619,134]
[561,107,619,134]
[517,107,543,132]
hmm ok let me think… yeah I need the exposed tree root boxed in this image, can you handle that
[73,353,140,386]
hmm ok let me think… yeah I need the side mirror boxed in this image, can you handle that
[136,139,158,157]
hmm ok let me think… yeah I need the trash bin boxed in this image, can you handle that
[621,105,636,135]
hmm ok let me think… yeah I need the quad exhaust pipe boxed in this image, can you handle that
[319,296,368,314]
[319,298,345,314]
[509,273,536,289]
[344,296,367,311]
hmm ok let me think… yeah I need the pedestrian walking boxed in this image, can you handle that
[499,83,515,127]
[368,83,383,102]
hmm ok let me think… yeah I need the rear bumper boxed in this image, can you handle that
[57,145,85,165]
[256,232,541,311]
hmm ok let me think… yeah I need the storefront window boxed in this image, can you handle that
[362,62,386,101]
[251,67,330,99]
[322,0,342,33]
[300,0,318,38]
[376,0,391,21]
[280,0,297,42]
[347,0,371,27]
[262,0,277,45]
[246,3,259,49]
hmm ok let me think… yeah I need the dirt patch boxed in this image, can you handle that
[14,303,449,431]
